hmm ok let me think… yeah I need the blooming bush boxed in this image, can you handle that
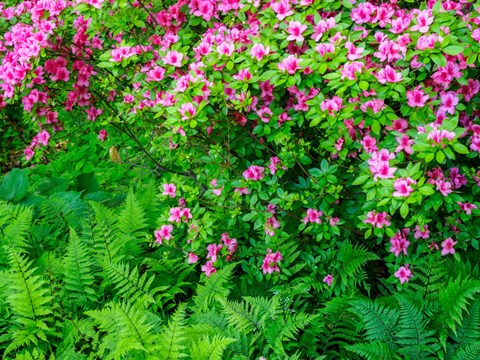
[1,0,480,357]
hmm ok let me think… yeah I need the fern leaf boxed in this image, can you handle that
[156,303,188,360]
[190,335,236,360]
[350,298,399,345]
[338,241,379,282]
[193,264,235,313]
[451,343,480,360]
[89,201,122,262]
[62,228,97,311]
[104,261,167,308]
[3,250,53,355]
[117,189,147,236]
[395,293,439,359]
[438,277,480,336]
[345,341,395,360]
[86,301,160,359]
[449,298,480,356]
[0,205,33,251]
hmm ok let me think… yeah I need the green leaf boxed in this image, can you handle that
[430,53,447,67]
[451,142,469,154]
[418,186,434,196]
[308,168,322,177]
[436,150,445,164]
[352,175,370,186]
[0,168,29,202]
[400,202,409,218]
[443,45,464,56]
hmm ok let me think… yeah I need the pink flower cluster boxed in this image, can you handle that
[303,209,323,224]
[261,249,283,274]
[368,149,397,181]
[168,207,192,222]
[390,228,410,257]
[154,225,173,244]
[364,211,391,228]
[243,165,265,181]
[395,265,413,284]
[392,177,416,197]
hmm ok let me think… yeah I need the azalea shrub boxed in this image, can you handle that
[1,0,480,358]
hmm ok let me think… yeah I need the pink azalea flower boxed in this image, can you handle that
[376,65,403,84]
[441,237,457,256]
[270,0,294,21]
[243,165,265,181]
[24,147,35,161]
[36,130,51,146]
[414,225,430,239]
[410,10,433,33]
[163,50,183,67]
[206,243,223,262]
[98,129,108,142]
[154,225,173,244]
[436,180,453,196]
[201,261,216,277]
[393,177,416,197]
[277,55,301,75]
[261,249,283,274]
[427,129,455,145]
[265,216,280,236]
[187,252,199,264]
[250,44,270,61]
[178,103,196,120]
[323,274,333,286]
[395,135,414,154]
[439,92,459,115]
[286,21,307,42]
[406,87,429,107]
[163,183,177,198]
[345,42,364,61]
[341,61,363,80]
[457,202,478,215]
[217,42,235,57]
[390,229,410,257]
[303,209,323,224]
[395,265,413,284]
[321,96,343,115]
[234,187,251,195]
[364,211,391,228]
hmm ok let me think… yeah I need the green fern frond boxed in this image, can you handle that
[156,303,188,360]
[39,192,88,232]
[350,298,399,345]
[190,335,236,360]
[86,301,161,360]
[116,189,147,236]
[317,296,361,357]
[450,298,480,351]
[438,277,480,336]
[223,299,260,334]
[193,264,235,313]
[104,261,168,308]
[395,293,439,359]
[337,241,379,287]
[62,228,97,311]
[451,343,480,360]
[410,261,448,297]
[345,341,396,360]
[3,250,53,355]
[88,201,122,263]
[265,312,317,356]
[0,205,33,252]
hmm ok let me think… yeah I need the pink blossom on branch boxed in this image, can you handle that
[154,225,173,244]
[286,21,307,42]
[364,211,391,228]
[395,265,413,284]
[441,238,457,256]
[392,177,416,197]
[261,249,283,274]
[277,55,302,75]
